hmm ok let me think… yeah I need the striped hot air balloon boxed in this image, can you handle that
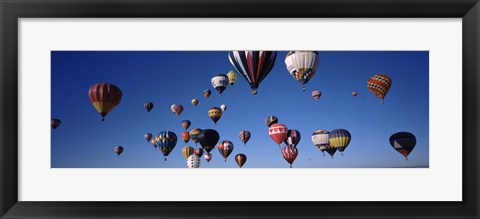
[329,129,351,156]
[217,140,234,162]
[88,83,122,121]
[189,128,202,145]
[389,132,416,160]
[367,74,392,103]
[235,154,247,168]
[285,51,320,91]
[239,130,251,146]
[265,115,278,127]
[182,146,195,160]
[311,130,330,157]
[281,145,298,168]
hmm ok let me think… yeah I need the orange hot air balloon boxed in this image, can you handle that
[367,74,392,103]
[181,131,190,143]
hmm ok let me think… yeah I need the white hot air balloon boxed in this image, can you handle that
[285,51,320,91]
[220,104,227,112]
[311,130,330,156]
[211,74,229,96]
[187,154,201,168]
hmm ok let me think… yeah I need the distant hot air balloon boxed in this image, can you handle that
[329,129,351,156]
[181,120,191,130]
[389,132,416,160]
[220,104,227,112]
[194,148,204,157]
[227,70,237,85]
[187,154,201,168]
[151,138,157,148]
[171,104,184,116]
[182,146,195,160]
[281,145,298,168]
[88,83,122,121]
[367,74,392,103]
[284,129,301,148]
[311,130,330,157]
[198,129,220,153]
[352,91,358,96]
[145,133,153,142]
[181,131,190,143]
[265,116,278,127]
[114,146,124,156]
[217,140,234,162]
[235,154,247,168]
[208,107,223,125]
[203,89,211,98]
[191,98,199,106]
[211,74,229,96]
[51,118,61,130]
[312,90,321,100]
[269,123,288,147]
[154,131,177,161]
[189,128,202,145]
[204,153,212,162]
[228,51,277,95]
[285,51,320,91]
[144,102,154,112]
[239,130,251,146]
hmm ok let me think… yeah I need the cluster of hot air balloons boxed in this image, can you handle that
[311,129,352,158]
[265,115,302,168]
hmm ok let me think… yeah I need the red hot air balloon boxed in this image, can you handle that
[51,118,61,130]
[235,154,247,168]
[217,140,234,162]
[204,153,213,162]
[281,145,298,168]
[181,131,190,143]
[269,123,288,147]
[88,83,122,121]
[144,102,154,112]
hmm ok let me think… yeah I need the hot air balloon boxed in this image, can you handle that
[182,146,195,160]
[181,120,191,130]
[285,51,320,91]
[145,133,153,142]
[239,130,251,146]
[228,51,277,95]
[195,148,204,157]
[187,154,201,168]
[154,131,177,161]
[235,154,247,168]
[204,153,212,162]
[198,129,220,153]
[51,118,61,130]
[329,129,351,156]
[311,130,330,156]
[203,89,211,98]
[389,132,416,160]
[181,131,190,143]
[171,104,183,116]
[151,138,157,148]
[352,91,358,96]
[144,102,154,112]
[208,107,222,125]
[281,145,298,168]
[284,129,301,148]
[191,98,199,106]
[217,140,234,162]
[312,90,321,100]
[324,146,337,158]
[88,83,122,121]
[114,146,124,156]
[265,116,278,127]
[211,74,229,96]
[220,104,227,112]
[227,70,237,85]
[269,123,288,147]
[189,128,202,145]
[367,74,392,103]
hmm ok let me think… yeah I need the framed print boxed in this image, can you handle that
[1,0,479,218]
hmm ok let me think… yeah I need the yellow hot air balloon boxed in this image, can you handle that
[227,70,237,85]
[182,146,195,160]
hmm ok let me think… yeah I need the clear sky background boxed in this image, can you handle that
[51,51,429,168]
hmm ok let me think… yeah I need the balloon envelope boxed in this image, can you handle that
[181,131,190,143]
[227,70,237,85]
[182,146,195,160]
[281,145,298,167]
[389,132,416,159]
[239,130,251,146]
[329,129,351,153]
[312,90,321,100]
[187,154,201,168]
[51,118,61,129]
[367,74,392,103]
[144,102,154,112]
[285,51,320,91]
[208,107,223,124]
[284,129,301,147]
[235,154,247,168]
[191,98,199,106]
[181,120,191,130]
[114,146,124,156]
[88,83,122,121]
[171,104,184,116]
[154,131,178,157]
[198,129,220,153]
[211,74,229,96]
[217,140,234,161]
[265,116,278,127]
[145,133,153,142]
[269,123,288,145]
[189,128,202,144]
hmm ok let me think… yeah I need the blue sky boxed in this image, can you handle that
[51,51,429,168]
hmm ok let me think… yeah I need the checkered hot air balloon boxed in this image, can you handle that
[285,51,320,91]
[367,74,392,103]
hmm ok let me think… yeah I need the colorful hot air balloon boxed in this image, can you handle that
[204,153,212,162]
[281,145,298,168]
[265,116,278,127]
[220,104,227,112]
[144,102,154,112]
[194,148,204,157]
[227,70,237,85]
[51,118,61,130]
[311,130,330,156]
[285,51,320,91]
[154,131,177,161]
[171,104,184,116]
[189,128,202,145]
[235,154,247,168]
[198,129,220,153]
[367,74,392,103]
[114,146,124,156]
[187,154,201,168]
[181,131,190,143]
[217,140,234,162]
[352,91,358,96]
[151,138,157,148]
[284,129,301,148]
[181,120,191,130]
[203,89,211,98]
[211,74,229,96]
[329,129,351,156]
[191,98,199,106]
[182,146,195,160]
[239,130,251,146]
[88,83,122,121]
[389,132,416,160]
[145,133,153,142]
[269,123,288,147]
[208,107,223,125]
[228,51,277,95]
[312,90,321,100]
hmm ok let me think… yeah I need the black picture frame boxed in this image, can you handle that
[1,0,478,218]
